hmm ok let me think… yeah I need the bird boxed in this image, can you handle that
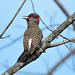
[17,13,43,62]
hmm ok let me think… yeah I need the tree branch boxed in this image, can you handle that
[0,0,26,38]
[2,12,75,75]
[47,49,75,75]
[0,35,10,39]
[49,38,75,47]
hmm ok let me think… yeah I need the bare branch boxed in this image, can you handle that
[0,35,10,39]
[64,44,72,51]
[64,44,75,55]
[0,0,26,38]
[2,12,75,75]
[30,0,36,13]
[54,0,75,30]
[44,13,75,43]
[48,49,75,75]
[49,38,75,47]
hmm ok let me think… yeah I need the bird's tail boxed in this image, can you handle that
[17,51,27,62]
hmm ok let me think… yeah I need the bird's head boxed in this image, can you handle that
[23,13,40,25]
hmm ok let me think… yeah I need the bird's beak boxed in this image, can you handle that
[22,16,28,20]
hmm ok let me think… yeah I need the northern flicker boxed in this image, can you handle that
[17,13,43,62]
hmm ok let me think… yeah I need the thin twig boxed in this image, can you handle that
[40,17,70,41]
[54,0,75,30]
[49,38,75,47]
[50,16,54,30]
[48,49,75,74]
[0,0,26,38]
[30,0,36,13]
[0,35,10,39]
[64,44,75,55]
[64,43,71,51]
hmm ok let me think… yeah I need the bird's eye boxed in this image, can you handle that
[27,18,29,22]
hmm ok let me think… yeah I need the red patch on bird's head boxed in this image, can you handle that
[34,16,39,21]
